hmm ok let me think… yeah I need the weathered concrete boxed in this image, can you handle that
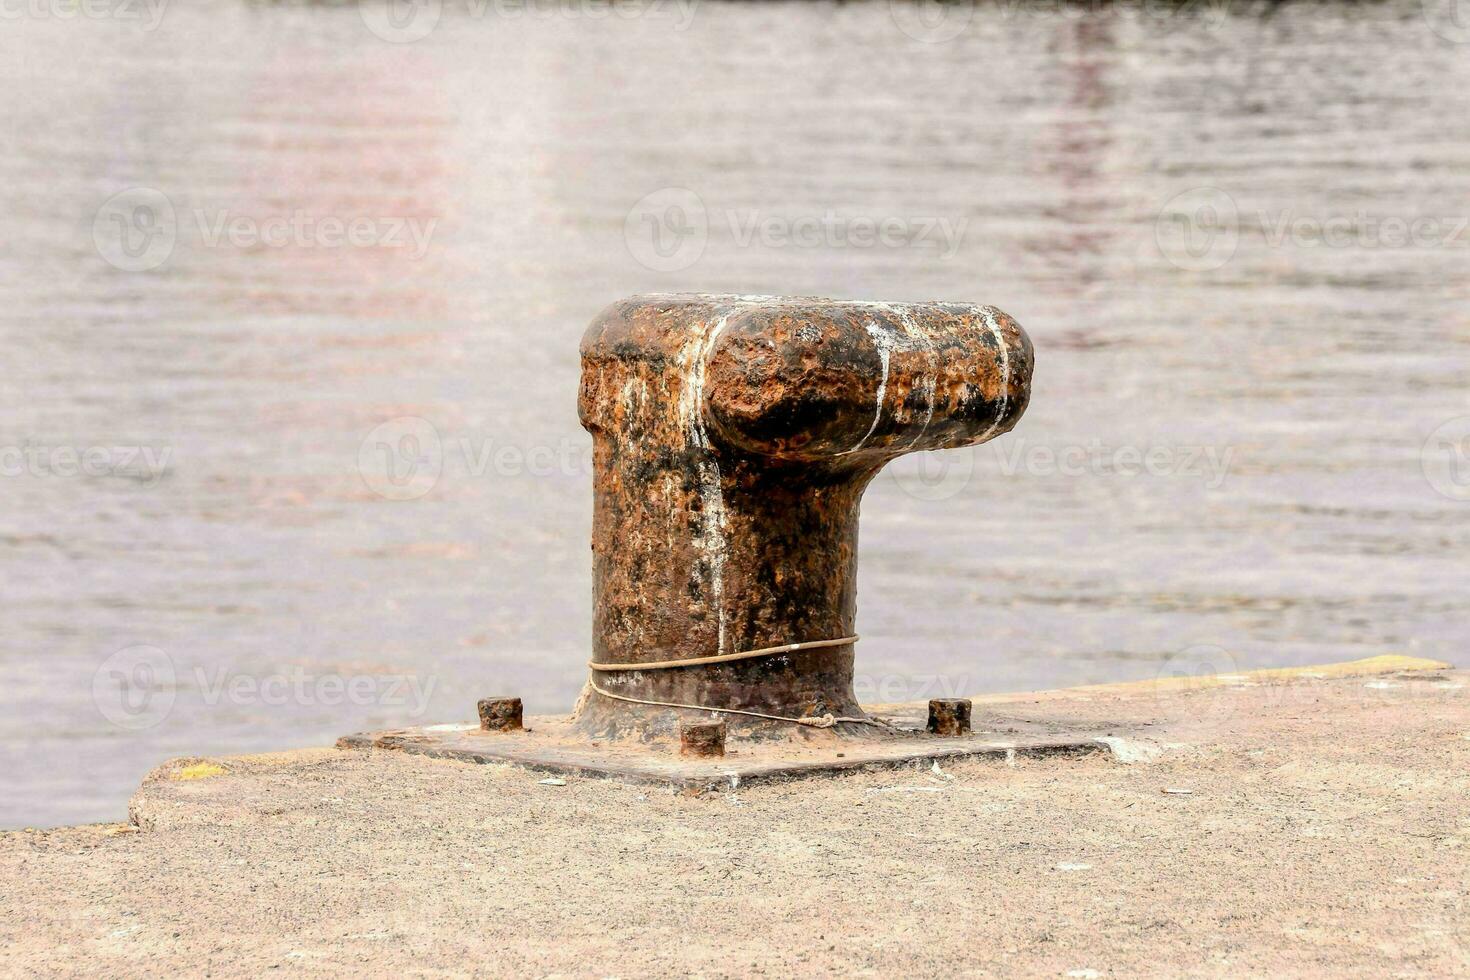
[575,295,1032,738]
[3,657,1465,977]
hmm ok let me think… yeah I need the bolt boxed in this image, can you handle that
[680,719,727,758]
[928,698,972,736]
[478,697,523,732]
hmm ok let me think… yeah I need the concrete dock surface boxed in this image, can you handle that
[3,657,1466,977]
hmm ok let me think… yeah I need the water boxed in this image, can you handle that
[1,0,1467,829]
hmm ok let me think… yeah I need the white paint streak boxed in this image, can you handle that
[972,305,1012,445]
[682,315,732,654]
[834,305,941,455]
[893,305,938,448]
[838,319,897,456]
[619,375,648,415]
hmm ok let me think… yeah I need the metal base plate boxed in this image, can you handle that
[338,708,1111,790]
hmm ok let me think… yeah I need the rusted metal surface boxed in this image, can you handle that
[478,697,523,732]
[679,720,726,758]
[928,699,973,736]
[574,294,1033,740]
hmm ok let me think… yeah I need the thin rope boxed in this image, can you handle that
[587,681,892,730]
[587,635,859,673]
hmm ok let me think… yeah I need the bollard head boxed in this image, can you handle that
[581,294,1032,467]
[702,301,1030,462]
[576,295,1033,740]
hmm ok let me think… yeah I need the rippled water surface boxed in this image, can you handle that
[2,0,1467,827]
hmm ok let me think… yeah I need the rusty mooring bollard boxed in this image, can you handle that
[927,698,973,736]
[574,295,1032,739]
[478,697,523,732]
[680,719,727,758]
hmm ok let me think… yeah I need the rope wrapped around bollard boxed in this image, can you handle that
[587,635,892,729]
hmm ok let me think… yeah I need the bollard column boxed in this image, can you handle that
[572,294,1032,740]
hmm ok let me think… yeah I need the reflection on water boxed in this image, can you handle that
[1,0,1467,827]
